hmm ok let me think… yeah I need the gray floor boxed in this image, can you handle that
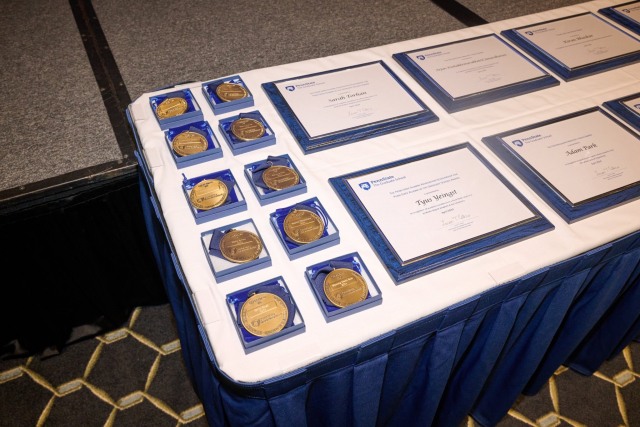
[0,0,122,192]
[92,0,465,100]
[459,0,587,23]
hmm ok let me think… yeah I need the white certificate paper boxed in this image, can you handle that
[275,63,423,138]
[409,36,546,99]
[614,3,640,24]
[503,111,640,205]
[516,14,640,69]
[347,148,535,263]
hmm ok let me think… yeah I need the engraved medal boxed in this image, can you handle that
[189,179,228,210]
[323,268,368,308]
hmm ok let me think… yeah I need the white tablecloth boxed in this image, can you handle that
[130,0,640,383]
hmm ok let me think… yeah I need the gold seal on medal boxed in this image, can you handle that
[230,118,265,141]
[156,97,188,119]
[216,83,249,102]
[323,268,368,308]
[262,166,300,190]
[189,179,228,210]
[219,229,263,263]
[172,131,208,156]
[283,209,324,244]
[240,292,288,337]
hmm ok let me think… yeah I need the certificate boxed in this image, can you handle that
[263,61,438,154]
[407,36,547,99]
[622,95,640,114]
[515,14,640,69]
[501,110,640,205]
[330,143,552,282]
[346,147,535,263]
[274,62,423,138]
[614,2,640,23]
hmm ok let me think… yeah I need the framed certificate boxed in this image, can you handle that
[262,61,438,154]
[502,13,640,81]
[393,34,560,113]
[599,1,640,37]
[483,108,640,223]
[329,143,553,283]
[603,91,640,134]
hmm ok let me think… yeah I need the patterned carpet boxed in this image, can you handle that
[1,304,639,427]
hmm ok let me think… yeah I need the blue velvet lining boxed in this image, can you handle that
[221,112,272,145]
[273,200,329,250]
[310,257,371,312]
[205,77,249,105]
[166,121,215,156]
[182,170,238,214]
[227,281,296,343]
[150,89,197,116]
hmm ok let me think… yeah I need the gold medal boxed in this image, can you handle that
[230,118,265,141]
[156,97,188,119]
[284,209,324,244]
[323,268,368,308]
[262,166,300,190]
[216,83,249,102]
[219,229,263,263]
[240,292,288,337]
[172,131,208,156]
[189,179,228,210]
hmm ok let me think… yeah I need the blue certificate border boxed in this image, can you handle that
[599,1,640,36]
[482,107,640,223]
[329,143,553,283]
[602,91,640,134]
[262,61,439,154]
[392,34,560,113]
[501,12,640,81]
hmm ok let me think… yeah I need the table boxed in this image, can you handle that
[130,1,640,425]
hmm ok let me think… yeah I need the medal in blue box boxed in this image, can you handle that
[182,169,247,224]
[202,75,254,115]
[244,155,307,205]
[149,88,203,130]
[304,253,382,322]
[200,218,271,282]
[164,121,223,169]
[226,276,305,353]
[219,111,276,155]
[270,197,340,260]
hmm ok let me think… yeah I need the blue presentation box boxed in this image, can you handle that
[226,276,305,353]
[482,107,640,223]
[182,169,247,225]
[304,252,382,322]
[218,111,276,155]
[599,2,640,36]
[262,60,438,154]
[201,75,255,115]
[603,91,640,133]
[392,34,559,113]
[200,219,271,283]
[243,154,307,206]
[501,12,640,81]
[164,121,223,169]
[269,197,340,260]
[149,88,203,130]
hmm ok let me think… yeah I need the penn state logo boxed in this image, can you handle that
[417,55,426,60]
[525,31,534,36]
[634,104,640,109]
[285,86,295,92]
[359,182,371,191]
[623,9,631,13]
[512,140,524,147]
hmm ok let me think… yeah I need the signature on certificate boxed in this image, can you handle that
[348,107,374,117]
[441,213,472,227]
[594,165,621,177]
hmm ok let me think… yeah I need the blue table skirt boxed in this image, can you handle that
[139,169,640,427]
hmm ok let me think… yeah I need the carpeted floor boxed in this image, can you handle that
[1,304,639,427]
